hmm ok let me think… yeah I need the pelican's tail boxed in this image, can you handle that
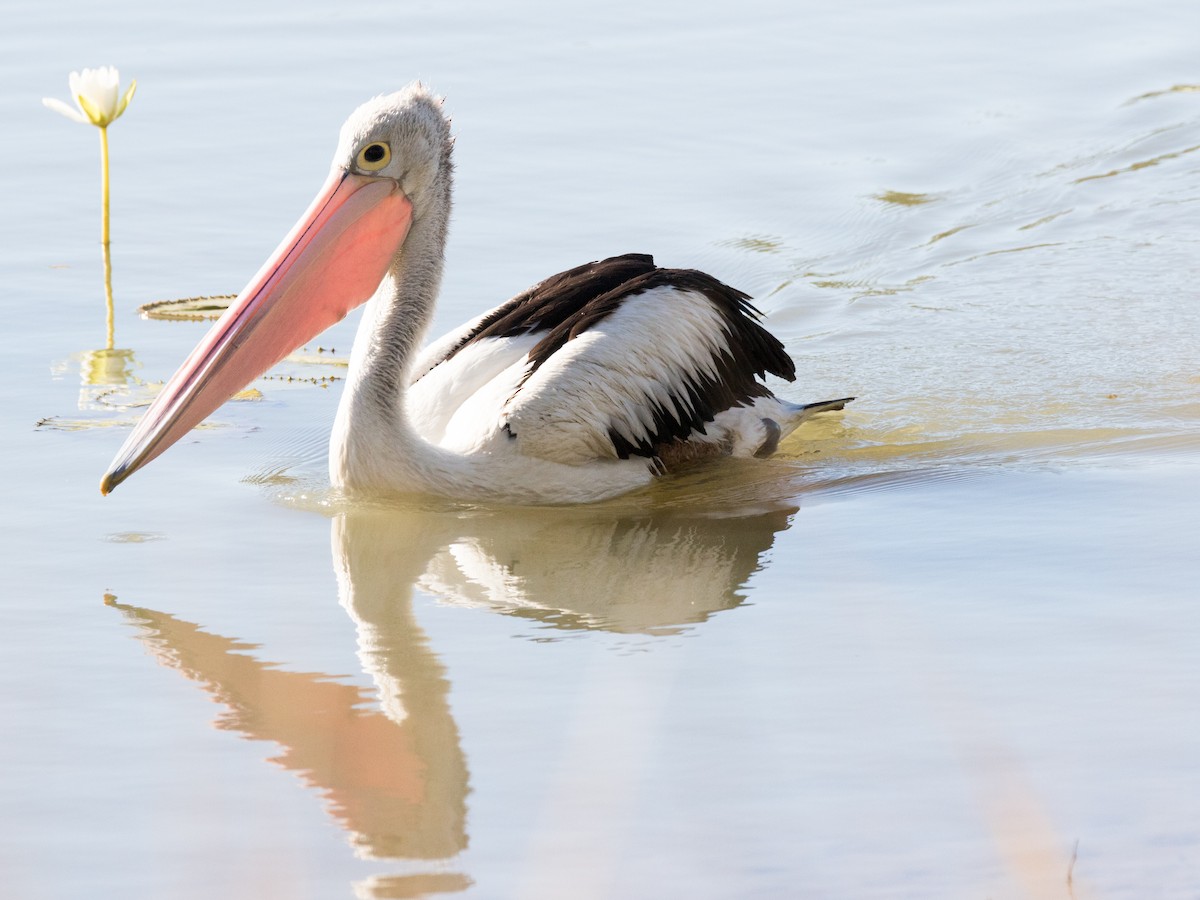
[790,397,855,420]
[749,396,854,459]
[777,395,854,440]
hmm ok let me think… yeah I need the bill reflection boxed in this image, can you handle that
[108,579,468,881]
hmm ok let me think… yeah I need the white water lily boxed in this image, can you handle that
[43,67,137,250]
[43,66,136,127]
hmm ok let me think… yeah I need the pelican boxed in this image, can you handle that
[101,84,851,504]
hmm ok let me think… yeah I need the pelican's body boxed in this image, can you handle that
[101,85,850,504]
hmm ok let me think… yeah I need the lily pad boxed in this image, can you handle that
[139,294,235,321]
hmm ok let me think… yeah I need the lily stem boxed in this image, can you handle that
[99,124,110,246]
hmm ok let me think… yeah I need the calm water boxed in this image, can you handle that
[2,0,1199,897]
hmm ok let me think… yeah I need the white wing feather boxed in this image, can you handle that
[501,286,733,465]
[408,333,538,448]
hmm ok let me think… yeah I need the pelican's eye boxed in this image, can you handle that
[356,142,391,171]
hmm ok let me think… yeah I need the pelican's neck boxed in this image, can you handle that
[332,173,463,494]
[351,212,446,411]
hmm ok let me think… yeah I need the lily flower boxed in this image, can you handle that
[43,66,137,251]
[43,66,136,127]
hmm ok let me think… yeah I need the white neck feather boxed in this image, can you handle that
[329,181,479,497]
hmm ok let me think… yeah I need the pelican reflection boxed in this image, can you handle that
[110,497,794,887]
[109,584,468,872]
[336,499,796,636]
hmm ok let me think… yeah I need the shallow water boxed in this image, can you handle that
[3,0,1199,897]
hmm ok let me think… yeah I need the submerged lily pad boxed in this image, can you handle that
[1126,83,1200,105]
[721,234,784,254]
[35,415,135,432]
[139,294,235,321]
[105,532,166,544]
[875,190,939,207]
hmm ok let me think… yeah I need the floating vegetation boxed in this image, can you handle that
[922,224,976,247]
[1072,143,1200,185]
[36,415,135,432]
[242,466,300,487]
[1125,83,1200,105]
[261,374,342,387]
[808,273,934,298]
[1018,209,1073,231]
[874,190,939,206]
[139,294,235,321]
[285,348,348,368]
[36,414,239,432]
[104,532,166,544]
[720,234,784,254]
[37,384,261,431]
[943,242,1064,267]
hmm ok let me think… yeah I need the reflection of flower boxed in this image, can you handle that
[75,347,140,411]
[42,67,136,127]
[79,347,138,386]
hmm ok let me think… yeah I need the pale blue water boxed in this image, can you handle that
[2,1,1199,897]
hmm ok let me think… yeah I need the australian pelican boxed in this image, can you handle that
[100,85,851,504]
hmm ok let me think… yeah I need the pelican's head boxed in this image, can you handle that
[333,85,453,217]
[100,84,450,495]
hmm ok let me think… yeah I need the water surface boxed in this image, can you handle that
[2,1,1198,897]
